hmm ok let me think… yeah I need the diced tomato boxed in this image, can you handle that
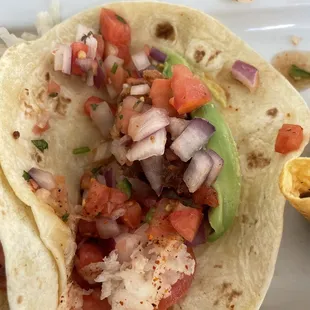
[71,42,89,76]
[84,96,104,115]
[84,179,111,216]
[144,44,151,56]
[32,122,50,135]
[77,243,105,269]
[94,34,104,59]
[150,79,178,117]
[193,185,219,208]
[275,124,304,154]
[117,44,131,64]
[158,250,196,310]
[100,9,131,46]
[78,220,98,237]
[71,268,100,290]
[107,65,128,93]
[84,179,128,217]
[147,199,177,239]
[83,288,111,310]
[169,207,203,242]
[171,65,212,114]
[47,80,60,95]
[109,187,128,204]
[121,200,142,229]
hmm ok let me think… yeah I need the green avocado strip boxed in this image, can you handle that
[192,104,241,242]
[164,53,241,242]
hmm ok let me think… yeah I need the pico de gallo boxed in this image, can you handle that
[19,6,303,310]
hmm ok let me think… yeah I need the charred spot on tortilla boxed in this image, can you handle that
[266,108,278,118]
[45,72,50,81]
[155,22,175,40]
[17,296,23,304]
[299,191,310,198]
[12,131,20,139]
[208,50,221,62]
[24,88,29,96]
[241,214,248,224]
[214,264,223,269]
[287,113,291,117]
[247,151,271,169]
[194,50,206,63]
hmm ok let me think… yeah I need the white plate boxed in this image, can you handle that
[1,0,310,309]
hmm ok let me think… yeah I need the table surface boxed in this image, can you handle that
[1,0,310,309]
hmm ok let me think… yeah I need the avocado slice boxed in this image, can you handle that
[163,53,241,242]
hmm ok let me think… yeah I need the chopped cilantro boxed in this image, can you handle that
[145,208,156,223]
[22,170,31,181]
[119,114,123,120]
[49,92,58,98]
[116,14,127,24]
[111,62,118,74]
[31,139,48,152]
[72,146,91,155]
[91,166,101,175]
[81,31,93,44]
[61,213,69,222]
[133,100,142,110]
[91,103,99,111]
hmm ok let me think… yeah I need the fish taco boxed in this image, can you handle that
[0,2,309,309]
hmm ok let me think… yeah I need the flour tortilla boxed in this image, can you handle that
[0,168,58,309]
[0,2,309,309]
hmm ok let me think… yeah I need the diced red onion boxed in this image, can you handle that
[28,168,56,191]
[185,221,206,247]
[96,174,107,185]
[85,35,97,60]
[205,149,224,186]
[94,62,106,89]
[106,84,118,100]
[90,102,114,138]
[105,42,119,57]
[36,111,50,129]
[130,84,150,96]
[86,70,94,87]
[96,218,121,239]
[62,45,72,75]
[110,208,126,220]
[122,96,144,112]
[54,45,72,74]
[126,128,167,162]
[167,117,190,140]
[141,103,152,113]
[114,233,142,263]
[119,135,132,146]
[131,51,151,71]
[128,107,170,142]
[141,156,163,196]
[103,168,115,188]
[76,24,95,41]
[150,47,167,63]
[103,55,124,70]
[231,60,259,91]
[183,150,213,193]
[93,141,112,162]
[111,139,128,166]
[54,48,63,71]
[170,118,215,162]
[75,58,94,72]
[134,223,149,243]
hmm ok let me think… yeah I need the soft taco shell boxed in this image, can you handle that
[279,158,310,220]
[0,168,58,309]
[0,2,309,309]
